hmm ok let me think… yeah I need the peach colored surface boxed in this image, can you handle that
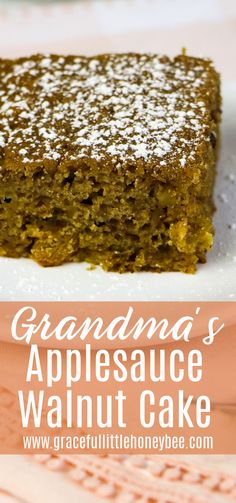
[0,303,236,454]
[0,448,236,503]
[0,302,235,349]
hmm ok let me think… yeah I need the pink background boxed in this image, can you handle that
[0,0,235,80]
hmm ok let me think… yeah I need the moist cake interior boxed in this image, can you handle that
[0,53,221,272]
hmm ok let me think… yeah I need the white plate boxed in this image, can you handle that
[0,82,235,301]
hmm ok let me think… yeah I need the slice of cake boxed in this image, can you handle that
[0,53,221,272]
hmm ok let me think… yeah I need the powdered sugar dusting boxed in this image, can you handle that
[0,53,217,166]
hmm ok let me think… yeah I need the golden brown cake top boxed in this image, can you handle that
[0,53,219,170]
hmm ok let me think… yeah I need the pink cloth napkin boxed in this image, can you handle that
[0,384,235,502]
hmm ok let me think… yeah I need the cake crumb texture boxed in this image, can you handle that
[0,53,221,272]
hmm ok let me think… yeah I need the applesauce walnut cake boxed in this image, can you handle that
[0,53,221,272]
